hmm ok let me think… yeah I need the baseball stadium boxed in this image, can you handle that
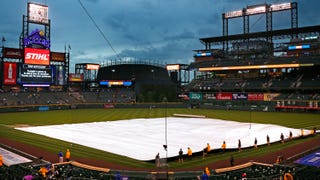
[0,1,320,180]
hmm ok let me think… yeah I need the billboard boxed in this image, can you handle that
[216,93,232,100]
[2,48,23,59]
[51,52,66,62]
[19,64,52,84]
[100,80,132,86]
[24,48,50,65]
[189,92,203,100]
[204,93,216,100]
[248,93,264,101]
[52,65,65,85]
[69,73,84,82]
[232,93,248,100]
[86,64,100,70]
[166,64,180,71]
[3,62,17,85]
[28,2,49,25]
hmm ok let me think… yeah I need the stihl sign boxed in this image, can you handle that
[24,48,50,65]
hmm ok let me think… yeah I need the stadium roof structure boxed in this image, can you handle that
[200,25,320,46]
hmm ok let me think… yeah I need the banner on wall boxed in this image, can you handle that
[232,93,248,100]
[189,92,203,100]
[216,92,232,100]
[264,93,280,101]
[248,93,264,101]
[3,62,17,85]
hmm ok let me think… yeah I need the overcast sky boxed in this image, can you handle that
[1,0,319,72]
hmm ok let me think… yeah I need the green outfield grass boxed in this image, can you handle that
[0,108,319,170]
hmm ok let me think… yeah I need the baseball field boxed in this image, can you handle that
[0,108,319,170]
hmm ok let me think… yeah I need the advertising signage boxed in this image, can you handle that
[24,29,50,49]
[69,73,84,82]
[189,92,203,100]
[248,93,264,101]
[86,64,100,70]
[19,64,52,84]
[24,48,50,65]
[216,93,232,100]
[51,52,66,62]
[28,2,49,25]
[3,62,17,85]
[232,93,248,100]
[2,48,23,59]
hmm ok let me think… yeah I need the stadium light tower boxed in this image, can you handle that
[163,96,168,179]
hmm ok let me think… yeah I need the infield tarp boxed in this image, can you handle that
[0,147,32,166]
[16,117,312,161]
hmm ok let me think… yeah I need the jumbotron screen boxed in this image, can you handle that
[19,64,52,84]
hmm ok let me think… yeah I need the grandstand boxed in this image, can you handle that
[185,2,320,112]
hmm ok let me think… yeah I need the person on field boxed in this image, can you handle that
[221,141,226,152]
[203,143,211,159]
[155,153,160,167]
[267,135,270,146]
[238,139,242,152]
[178,148,184,163]
[254,138,258,149]
[58,151,63,163]
[280,133,285,144]
[0,153,3,168]
[289,131,293,140]
[65,149,71,162]
[187,147,192,160]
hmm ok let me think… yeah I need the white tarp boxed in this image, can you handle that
[0,147,32,166]
[16,117,311,161]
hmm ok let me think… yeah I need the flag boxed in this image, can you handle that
[68,44,71,50]
[2,36,5,42]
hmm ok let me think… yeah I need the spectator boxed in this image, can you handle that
[241,172,247,180]
[65,149,71,162]
[201,170,209,180]
[178,148,183,163]
[39,166,48,178]
[205,166,210,176]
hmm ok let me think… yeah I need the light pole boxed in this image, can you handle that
[250,107,254,129]
[163,97,168,179]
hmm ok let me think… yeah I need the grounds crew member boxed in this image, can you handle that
[65,149,71,162]
[187,147,192,160]
[203,143,211,159]
[0,153,3,167]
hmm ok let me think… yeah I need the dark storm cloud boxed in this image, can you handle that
[0,0,319,70]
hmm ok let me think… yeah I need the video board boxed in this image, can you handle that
[19,64,52,84]
[28,2,49,25]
